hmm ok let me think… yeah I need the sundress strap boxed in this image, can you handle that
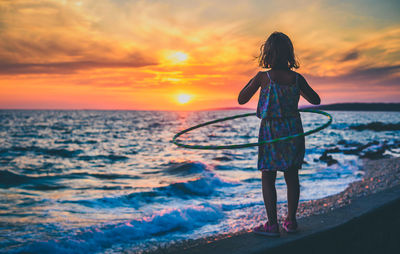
[266,71,272,84]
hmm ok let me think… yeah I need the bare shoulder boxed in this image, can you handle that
[257,71,269,88]
[253,70,269,80]
[292,71,306,82]
[257,70,268,77]
[291,70,301,77]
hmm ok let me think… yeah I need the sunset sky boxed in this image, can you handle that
[1,0,399,110]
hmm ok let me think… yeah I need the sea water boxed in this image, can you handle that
[1,110,399,253]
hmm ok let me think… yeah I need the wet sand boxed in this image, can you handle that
[142,157,400,254]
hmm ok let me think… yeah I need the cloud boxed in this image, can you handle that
[295,27,400,78]
[0,0,157,75]
[345,65,400,80]
[340,51,359,62]
[0,59,156,75]
[305,64,400,89]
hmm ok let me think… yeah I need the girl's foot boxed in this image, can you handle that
[252,221,280,237]
[282,218,298,233]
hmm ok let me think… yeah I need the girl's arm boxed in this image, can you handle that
[298,74,321,105]
[238,72,266,105]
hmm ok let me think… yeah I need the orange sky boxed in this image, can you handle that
[0,0,399,110]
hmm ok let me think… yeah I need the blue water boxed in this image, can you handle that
[1,110,399,253]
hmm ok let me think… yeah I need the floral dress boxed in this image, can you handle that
[256,71,305,172]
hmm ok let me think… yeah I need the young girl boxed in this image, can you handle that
[238,32,321,236]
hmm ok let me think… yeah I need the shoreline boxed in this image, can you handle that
[142,157,400,254]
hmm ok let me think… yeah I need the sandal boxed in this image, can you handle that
[252,221,280,237]
[282,218,298,233]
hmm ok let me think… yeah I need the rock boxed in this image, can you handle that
[319,151,339,165]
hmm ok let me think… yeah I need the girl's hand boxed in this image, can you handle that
[238,71,267,105]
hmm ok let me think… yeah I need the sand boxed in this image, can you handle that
[141,157,400,254]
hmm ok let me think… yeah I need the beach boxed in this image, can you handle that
[143,157,400,254]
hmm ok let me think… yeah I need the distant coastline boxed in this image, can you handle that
[300,103,400,111]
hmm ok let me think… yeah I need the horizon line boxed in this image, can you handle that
[1,102,400,111]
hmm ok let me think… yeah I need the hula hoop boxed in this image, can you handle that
[171,109,332,150]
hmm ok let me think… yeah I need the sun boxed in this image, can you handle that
[166,51,189,65]
[177,94,192,104]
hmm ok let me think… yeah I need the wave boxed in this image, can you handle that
[221,201,264,211]
[86,173,140,180]
[54,139,98,145]
[214,165,255,171]
[77,154,129,162]
[165,171,238,196]
[161,161,208,176]
[0,170,68,190]
[25,183,68,191]
[0,170,33,186]
[212,156,233,161]
[11,204,223,254]
[0,146,82,158]
[349,122,400,131]
[214,165,235,170]
[0,146,130,162]
[0,170,140,190]
[242,178,260,183]
[62,171,240,208]
[0,170,70,192]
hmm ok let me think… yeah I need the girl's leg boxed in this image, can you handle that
[261,171,277,224]
[283,169,300,222]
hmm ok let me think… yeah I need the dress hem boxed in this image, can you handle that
[258,165,302,172]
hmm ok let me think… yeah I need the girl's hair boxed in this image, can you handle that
[258,32,299,69]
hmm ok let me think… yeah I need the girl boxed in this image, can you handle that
[238,32,321,236]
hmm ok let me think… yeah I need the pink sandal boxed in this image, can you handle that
[282,219,298,233]
[252,221,280,237]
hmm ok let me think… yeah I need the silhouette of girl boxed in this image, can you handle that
[238,32,321,236]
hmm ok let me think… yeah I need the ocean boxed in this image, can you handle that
[1,110,399,253]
